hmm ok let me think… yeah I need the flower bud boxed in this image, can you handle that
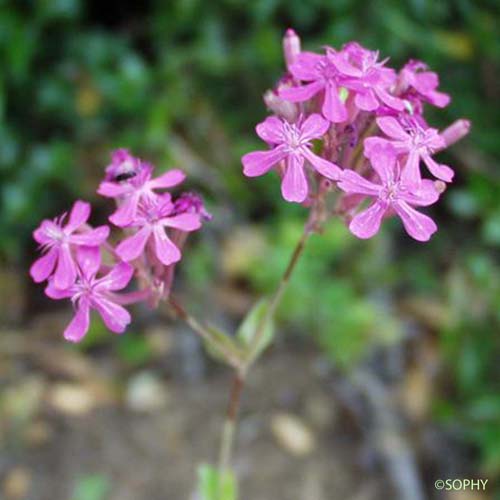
[263,89,298,122]
[440,119,471,148]
[283,28,301,70]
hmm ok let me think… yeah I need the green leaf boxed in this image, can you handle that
[197,464,237,500]
[202,325,244,366]
[71,474,110,500]
[236,299,275,363]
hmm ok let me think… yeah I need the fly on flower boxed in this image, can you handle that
[30,150,210,342]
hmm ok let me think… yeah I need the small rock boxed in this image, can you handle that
[3,466,31,499]
[270,412,316,457]
[47,383,95,416]
[126,371,169,413]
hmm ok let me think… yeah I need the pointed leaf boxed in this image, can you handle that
[236,299,275,363]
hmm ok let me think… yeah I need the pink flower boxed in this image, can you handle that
[338,145,439,241]
[172,192,212,221]
[30,201,109,289]
[332,42,405,112]
[242,114,341,203]
[98,162,185,227]
[278,51,348,122]
[104,148,142,182]
[399,60,450,108]
[45,248,134,342]
[365,116,453,184]
[115,196,201,266]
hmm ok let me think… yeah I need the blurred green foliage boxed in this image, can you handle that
[1,0,499,480]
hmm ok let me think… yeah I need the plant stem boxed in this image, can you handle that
[244,223,313,369]
[167,216,314,484]
[213,218,314,485]
[218,373,245,474]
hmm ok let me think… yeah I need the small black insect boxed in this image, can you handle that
[114,171,137,182]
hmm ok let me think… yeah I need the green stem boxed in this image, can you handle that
[217,373,245,474]
[243,223,313,370]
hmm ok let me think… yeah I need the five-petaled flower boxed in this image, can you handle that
[399,60,450,109]
[30,200,109,289]
[45,247,134,342]
[365,116,453,184]
[115,195,202,265]
[98,164,185,227]
[338,145,439,241]
[331,42,405,112]
[279,51,348,123]
[242,114,341,203]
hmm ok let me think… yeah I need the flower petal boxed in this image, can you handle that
[368,144,397,184]
[93,297,131,334]
[65,201,91,233]
[256,116,285,144]
[153,226,181,265]
[30,248,58,283]
[355,89,378,111]
[109,194,140,227]
[422,154,454,182]
[95,262,134,292]
[374,87,405,110]
[330,54,362,77]
[115,225,152,262]
[400,179,439,207]
[376,116,409,141]
[300,113,330,141]
[289,52,325,81]
[147,169,186,189]
[302,149,341,180]
[279,81,324,103]
[401,150,422,186]
[393,201,437,241]
[364,137,391,157]
[70,225,110,246]
[54,245,77,290]
[45,280,75,299]
[161,213,201,232]
[76,246,101,278]
[242,148,287,177]
[97,181,128,198]
[281,154,308,203]
[349,201,388,239]
[338,170,381,196]
[64,300,90,343]
[322,81,347,122]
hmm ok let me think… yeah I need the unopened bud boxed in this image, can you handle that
[283,28,301,70]
[263,90,298,122]
[440,119,471,149]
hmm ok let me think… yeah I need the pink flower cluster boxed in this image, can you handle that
[243,29,470,241]
[30,149,210,342]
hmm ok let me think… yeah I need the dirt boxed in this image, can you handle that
[1,328,394,500]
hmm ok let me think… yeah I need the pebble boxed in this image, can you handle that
[270,412,316,457]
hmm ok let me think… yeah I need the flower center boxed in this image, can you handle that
[380,182,401,202]
[45,225,65,243]
[316,60,338,81]
[282,122,304,151]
